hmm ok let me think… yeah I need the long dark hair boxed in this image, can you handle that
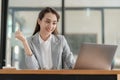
[33,7,60,35]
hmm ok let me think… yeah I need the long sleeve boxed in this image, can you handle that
[25,37,39,69]
[62,36,75,69]
[25,54,39,69]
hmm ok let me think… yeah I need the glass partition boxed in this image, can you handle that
[65,9,102,59]
[64,1,120,69]
[6,0,62,69]
[65,0,120,7]
[104,9,120,69]
[5,0,120,70]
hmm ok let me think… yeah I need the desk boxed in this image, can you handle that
[0,69,120,80]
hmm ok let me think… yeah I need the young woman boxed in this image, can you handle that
[15,7,75,70]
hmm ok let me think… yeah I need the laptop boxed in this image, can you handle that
[74,43,117,70]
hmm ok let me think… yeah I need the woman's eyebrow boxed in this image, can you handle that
[46,18,51,21]
[46,18,57,22]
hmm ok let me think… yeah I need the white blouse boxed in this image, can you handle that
[39,35,53,69]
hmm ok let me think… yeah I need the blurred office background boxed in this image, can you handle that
[1,0,120,69]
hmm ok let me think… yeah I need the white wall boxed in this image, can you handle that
[65,0,120,7]
[9,0,61,7]
[7,0,120,69]
[65,10,102,43]
[105,9,120,44]
[9,0,120,7]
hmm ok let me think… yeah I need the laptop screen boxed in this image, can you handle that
[74,43,117,70]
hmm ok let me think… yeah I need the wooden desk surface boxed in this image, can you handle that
[0,69,120,74]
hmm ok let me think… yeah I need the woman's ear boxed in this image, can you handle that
[37,19,41,25]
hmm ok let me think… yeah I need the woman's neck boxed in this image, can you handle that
[39,32,50,41]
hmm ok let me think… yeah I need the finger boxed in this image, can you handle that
[15,26,20,31]
[17,29,22,34]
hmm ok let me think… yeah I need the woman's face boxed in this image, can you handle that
[38,12,57,35]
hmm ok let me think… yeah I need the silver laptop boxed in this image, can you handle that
[74,43,117,70]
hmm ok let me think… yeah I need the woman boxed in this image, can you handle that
[15,7,75,70]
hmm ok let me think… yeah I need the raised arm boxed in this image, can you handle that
[15,30,32,56]
[15,30,39,69]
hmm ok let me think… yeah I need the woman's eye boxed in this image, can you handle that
[53,23,56,25]
[46,21,50,23]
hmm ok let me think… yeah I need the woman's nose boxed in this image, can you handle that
[48,23,53,28]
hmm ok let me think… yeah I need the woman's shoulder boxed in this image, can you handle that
[52,34,66,41]
[26,33,39,42]
[52,34,63,38]
[56,34,64,38]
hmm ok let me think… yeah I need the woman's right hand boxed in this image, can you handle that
[15,30,26,42]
